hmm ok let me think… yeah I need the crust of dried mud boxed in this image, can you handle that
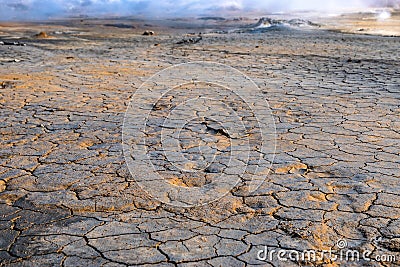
[0,18,399,266]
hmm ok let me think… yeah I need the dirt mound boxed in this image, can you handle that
[34,31,50,38]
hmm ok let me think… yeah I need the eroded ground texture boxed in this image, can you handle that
[1,22,400,266]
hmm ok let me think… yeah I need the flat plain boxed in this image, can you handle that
[0,15,399,266]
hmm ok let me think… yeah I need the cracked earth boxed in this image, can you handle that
[0,20,400,266]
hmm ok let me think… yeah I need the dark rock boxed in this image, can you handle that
[143,30,155,36]
[176,35,202,45]
[205,163,225,173]
[1,41,26,46]
[347,58,362,63]
[0,81,14,89]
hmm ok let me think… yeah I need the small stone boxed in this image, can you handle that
[205,163,225,173]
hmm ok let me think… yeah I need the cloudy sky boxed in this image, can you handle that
[0,0,398,20]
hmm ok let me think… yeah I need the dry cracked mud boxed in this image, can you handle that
[0,19,400,266]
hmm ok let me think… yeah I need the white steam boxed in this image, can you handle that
[377,10,392,20]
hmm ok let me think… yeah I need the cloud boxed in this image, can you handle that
[0,0,398,20]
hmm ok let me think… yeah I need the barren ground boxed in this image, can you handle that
[0,17,399,266]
